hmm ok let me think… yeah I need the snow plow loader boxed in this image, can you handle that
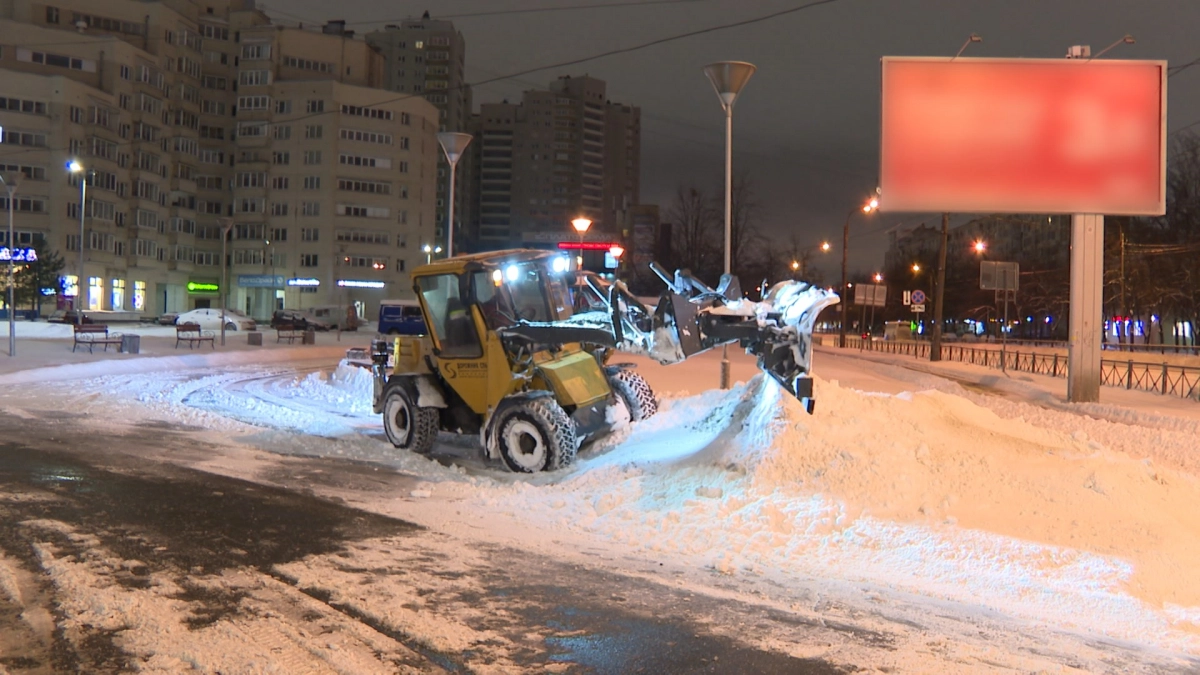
[370,249,838,473]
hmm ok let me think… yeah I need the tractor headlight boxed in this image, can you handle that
[551,256,570,274]
[491,269,503,286]
[505,265,520,282]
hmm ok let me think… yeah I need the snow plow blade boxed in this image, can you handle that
[592,265,839,413]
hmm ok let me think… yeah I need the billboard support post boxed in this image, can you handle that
[1068,214,1103,401]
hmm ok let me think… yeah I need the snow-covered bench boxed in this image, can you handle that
[175,323,215,349]
[72,324,123,353]
[276,324,303,343]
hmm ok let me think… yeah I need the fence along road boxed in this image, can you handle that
[828,335,1200,402]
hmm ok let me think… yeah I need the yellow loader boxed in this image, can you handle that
[370,249,838,473]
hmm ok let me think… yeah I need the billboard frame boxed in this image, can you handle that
[879,56,1167,216]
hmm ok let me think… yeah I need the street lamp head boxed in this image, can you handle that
[702,61,757,110]
[821,241,831,252]
[423,244,432,254]
[435,245,442,254]
[609,245,624,259]
[436,132,473,166]
[67,160,84,173]
[791,260,800,270]
[912,263,921,272]
[874,273,883,282]
[571,217,592,234]
[863,197,879,213]
[973,240,986,253]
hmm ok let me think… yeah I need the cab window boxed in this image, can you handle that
[417,273,481,357]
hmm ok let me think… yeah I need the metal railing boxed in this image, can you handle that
[834,336,1200,401]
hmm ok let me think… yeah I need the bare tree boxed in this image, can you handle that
[664,184,720,280]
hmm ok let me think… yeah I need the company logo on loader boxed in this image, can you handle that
[443,361,485,379]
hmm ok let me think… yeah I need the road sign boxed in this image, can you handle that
[980,261,1019,291]
[911,303,925,313]
[853,283,887,307]
[910,289,926,305]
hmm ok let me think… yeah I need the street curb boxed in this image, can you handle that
[0,345,354,385]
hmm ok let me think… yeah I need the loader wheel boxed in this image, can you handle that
[608,369,658,422]
[382,381,439,454]
[494,397,578,473]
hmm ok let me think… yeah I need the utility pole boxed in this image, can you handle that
[930,212,949,361]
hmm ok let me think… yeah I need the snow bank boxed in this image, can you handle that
[452,376,1200,650]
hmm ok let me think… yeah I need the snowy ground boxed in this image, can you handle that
[2,326,1200,671]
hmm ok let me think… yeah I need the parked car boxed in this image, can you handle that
[175,308,256,331]
[48,309,91,324]
[157,312,179,325]
[304,304,360,331]
[270,309,333,331]
[377,299,426,336]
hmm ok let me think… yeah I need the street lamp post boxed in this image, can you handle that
[436,132,473,258]
[839,198,878,348]
[703,60,756,389]
[0,173,17,357]
[571,217,591,271]
[67,161,91,325]
[219,218,233,346]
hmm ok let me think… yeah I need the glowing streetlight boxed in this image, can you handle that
[571,217,591,270]
[67,160,90,325]
[422,243,442,264]
[912,263,922,273]
[974,240,986,254]
[839,197,879,348]
[821,241,831,252]
[874,273,883,283]
[609,245,624,259]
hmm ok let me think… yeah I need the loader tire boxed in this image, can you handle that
[608,369,658,421]
[382,380,439,454]
[494,397,578,473]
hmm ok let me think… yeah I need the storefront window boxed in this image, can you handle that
[62,275,78,298]
[111,279,125,311]
[133,281,146,311]
[88,277,102,311]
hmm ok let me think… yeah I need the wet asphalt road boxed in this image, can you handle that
[0,410,857,674]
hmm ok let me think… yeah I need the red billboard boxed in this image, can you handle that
[880,57,1166,215]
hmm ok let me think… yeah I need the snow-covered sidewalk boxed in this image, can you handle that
[4,329,1200,669]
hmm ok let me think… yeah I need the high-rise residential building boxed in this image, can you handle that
[466,75,641,253]
[365,15,470,254]
[0,0,437,321]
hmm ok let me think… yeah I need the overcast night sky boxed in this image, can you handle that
[265,0,1200,277]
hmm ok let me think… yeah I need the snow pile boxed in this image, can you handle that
[467,376,1200,649]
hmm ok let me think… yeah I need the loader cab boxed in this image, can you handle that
[413,251,575,357]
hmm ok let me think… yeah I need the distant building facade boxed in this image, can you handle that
[0,0,438,320]
[465,75,642,253]
[366,15,471,253]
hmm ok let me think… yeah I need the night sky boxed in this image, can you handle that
[265,0,1200,276]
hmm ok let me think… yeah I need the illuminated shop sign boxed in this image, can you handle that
[336,280,385,289]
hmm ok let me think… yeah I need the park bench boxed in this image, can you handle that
[72,324,124,353]
[276,324,302,343]
[175,322,215,349]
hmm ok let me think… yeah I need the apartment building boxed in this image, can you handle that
[466,75,641,252]
[0,0,437,320]
[365,15,471,253]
